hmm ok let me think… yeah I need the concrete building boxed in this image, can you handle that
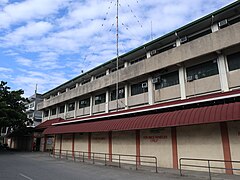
[37,2,240,175]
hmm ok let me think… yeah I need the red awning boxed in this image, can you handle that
[43,102,240,134]
[35,118,64,130]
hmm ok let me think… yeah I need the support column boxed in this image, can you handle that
[74,101,77,118]
[44,135,47,152]
[53,135,56,155]
[220,122,233,174]
[179,66,186,100]
[88,132,91,159]
[211,23,219,32]
[146,51,151,58]
[72,133,75,159]
[90,95,93,116]
[64,104,67,119]
[136,130,141,165]
[108,131,112,162]
[171,127,178,169]
[105,90,109,113]
[60,134,63,158]
[148,77,154,105]
[217,54,229,92]
[124,84,129,109]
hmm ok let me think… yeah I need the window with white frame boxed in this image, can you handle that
[79,98,90,108]
[68,102,75,111]
[95,93,106,105]
[131,81,148,96]
[227,52,240,71]
[186,60,219,81]
[155,71,179,90]
[110,88,125,101]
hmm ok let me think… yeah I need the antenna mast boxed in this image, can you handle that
[116,0,119,111]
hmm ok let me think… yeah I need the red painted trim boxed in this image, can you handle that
[72,133,75,159]
[171,127,178,169]
[220,122,233,174]
[88,132,91,159]
[108,131,112,162]
[136,130,141,165]
[60,134,63,157]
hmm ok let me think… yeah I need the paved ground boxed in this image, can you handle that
[0,151,239,180]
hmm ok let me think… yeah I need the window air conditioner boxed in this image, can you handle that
[119,89,124,94]
[152,77,160,84]
[80,101,86,105]
[187,76,193,82]
[95,96,101,101]
[142,82,148,88]
[180,36,188,44]
[218,19,228,28]
[150,50,157,56]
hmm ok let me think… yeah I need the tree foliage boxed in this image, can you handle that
[0,81,31,130]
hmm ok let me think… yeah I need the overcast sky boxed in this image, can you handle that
[0,0,235,97]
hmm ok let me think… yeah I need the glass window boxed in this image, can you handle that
[110,88,125,101]
[79,98,90,108]
[155,71,179,90]
[68,102,75,111]
[131,81,148,96]
[59,105,65,113]
[95,93,106,105]
[130,55,146,65]
[186,60,219,81]
[51,108,56,115]
[227,52,240,71]
[44,110,49,117]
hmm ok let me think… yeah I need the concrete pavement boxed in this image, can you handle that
[0,151,239,180]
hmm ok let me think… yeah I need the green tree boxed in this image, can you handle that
[0,81,31,131]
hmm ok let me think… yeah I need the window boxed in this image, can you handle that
[51,108,56,115]
[95,72,106,79]
[79,98,90,108]
[44,110,49,117]
[110,88,125,101]
[59,105,65,113]
[227,52,240,71]
[130,55,146,65]
[29,103,34,108]
[186,60,219,81]
[155,71,179,90]
[95,93,106,105]
[68,102,75,111]
[82,79,91,85]
[131,81,148,96]
[111,64,124,72]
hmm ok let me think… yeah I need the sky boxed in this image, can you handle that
[0,0,236,97]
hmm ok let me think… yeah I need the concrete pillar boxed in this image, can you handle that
[64,104,67,119]
[74,101,78,118]
[146,52,151,58]
[148,77,154,105]
[76,83,79,88]
[56,105,59,118]
[91,76,95,82]
[124,61,128,68]
[106,69,110,75]
[57,92,61,95]
[176,39,181,47]
[66,88,69,92]
[90,95,93,116]
[179,66,186,99]
[211,23,219,32]
[124,84,129,109]
[217,54,229,92]
[105,90,109,113]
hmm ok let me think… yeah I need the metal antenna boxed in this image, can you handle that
[116,0,119,111]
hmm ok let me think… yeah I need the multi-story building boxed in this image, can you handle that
[25,93,43,127]
[38,1,240,175]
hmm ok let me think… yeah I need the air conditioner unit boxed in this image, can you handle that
[150,50,157,56]
[95,96,101,101]
[152,77,160,84]
[218,19,228,27]
[80,100,86,105]
[180,36,188,44]
[119,89,124,94]
[187,76,193,82]
[142,82,148,88]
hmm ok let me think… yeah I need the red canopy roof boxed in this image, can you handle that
[35,118,64,130]
[43,102,240,134]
